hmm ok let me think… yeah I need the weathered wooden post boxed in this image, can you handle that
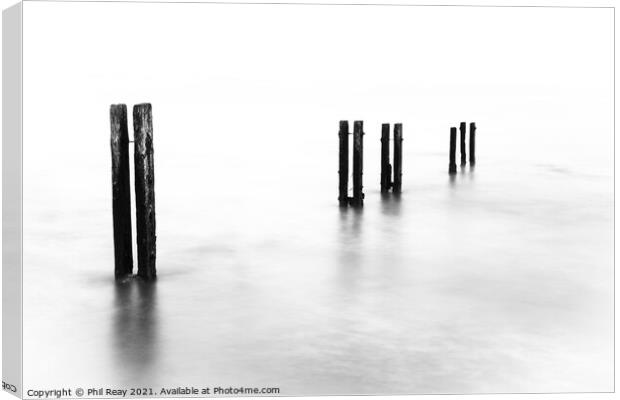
[380,123,391,193]
[352,120,364,207]
[459,121,466,166]
[133,103,156,280]
[393,123,403,194]
[469,122,476,166]
[449,127,457,174]
[110,104,133,279]
[338,121,350,207]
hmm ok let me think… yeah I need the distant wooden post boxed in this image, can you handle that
[352,121,364,207]
[338,121,350,207]
[110,104,133,279]
[380,123,391,193]
[459,121,466,166]
[393,123,403,194]
[449,127,457,174]
[133,104,157,280]
[469,122,476,166]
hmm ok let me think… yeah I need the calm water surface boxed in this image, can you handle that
[22,152,613,395]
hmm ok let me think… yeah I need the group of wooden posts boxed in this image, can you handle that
[338,120,404,208]
[449,122,476,174]
[339,120,478,207]
[109,111,478,278]
[110,103,157,281]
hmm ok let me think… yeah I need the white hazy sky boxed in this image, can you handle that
[22,2,613,174]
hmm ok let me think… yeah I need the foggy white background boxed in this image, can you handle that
[22,2,613,169]
[1,1,616,399]
[21,1,614,265]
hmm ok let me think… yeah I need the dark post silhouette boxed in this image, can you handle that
[469,122,476,166]
[110,104,133,279]
[338,121,350,207]
[449,127,457,174]
[133,103,156,280]
[352,121,364,207]
[393,123,403,194]
[380,123,391,193]
[459,121,466,166]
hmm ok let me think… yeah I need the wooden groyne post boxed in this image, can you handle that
[133,103,157,280]
[110,104,134,279]
[352,120,364,207]
[459,121,466,166]
[469,122,476,165]
[380,123,391,193]
[339,121,350,207]
[393,123,403,194]
[449,127,457,174]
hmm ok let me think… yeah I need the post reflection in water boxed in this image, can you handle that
[337,207,364,293]
[338,206,363,241]
[380,192,402,217]
[112,278,159,377]
[449,174,457,186]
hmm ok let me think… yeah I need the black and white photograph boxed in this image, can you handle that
[1,0,615,398]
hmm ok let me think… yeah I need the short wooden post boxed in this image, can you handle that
[338,121,350,207]
[459,121,466,166]
[380,123,391,193]
[449,127,457,174]
[110,104,133,279]
[352,120,364,207]
[393,123,403,194]
[469,122,476,166]
[133,104,157,280]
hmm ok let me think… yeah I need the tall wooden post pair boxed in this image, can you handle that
[449,122,476,174]
[380,123,403,194]
[339,120,364,207]
[110,103,156,280]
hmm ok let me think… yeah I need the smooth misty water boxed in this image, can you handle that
[22,149,613,395]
